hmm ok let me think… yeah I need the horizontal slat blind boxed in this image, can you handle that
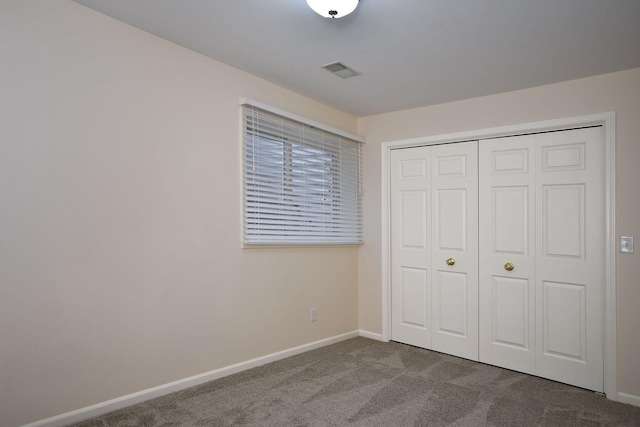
[242,104,363,245]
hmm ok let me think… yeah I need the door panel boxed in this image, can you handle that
[391,142,478,359]
[542,280,586,360]
[492,276,530,349]
[492,148,529,174]
[480,138,536,374]
[541,143,585,171]
[431,142,478,360]
[391,148,431,348]
[493,186,529,254]
[543,184,584,258]
[535,128,604,392]
[436,189,466,250]
[480,127,604,392]
[401,190,428,249]
[400,267,429,327]
[436,271,467,336]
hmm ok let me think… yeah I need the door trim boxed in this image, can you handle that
[381,112,617,399]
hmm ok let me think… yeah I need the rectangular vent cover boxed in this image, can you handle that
[322,61,361,79]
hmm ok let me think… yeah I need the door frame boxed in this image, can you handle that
[381,112,617,400]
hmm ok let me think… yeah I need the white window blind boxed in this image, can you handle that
[242,103,363,245]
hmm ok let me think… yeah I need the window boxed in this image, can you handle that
[242,101,363,245]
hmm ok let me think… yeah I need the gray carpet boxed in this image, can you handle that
[70,338,640,426]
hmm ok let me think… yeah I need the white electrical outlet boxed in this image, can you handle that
[310,308,317,322]
[620,236,634,254]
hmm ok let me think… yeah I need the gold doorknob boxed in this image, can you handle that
[504,262,514,271]
[446,258,455,266]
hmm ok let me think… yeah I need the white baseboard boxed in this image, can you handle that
[358,330,384,341]
[24,331,360,427]
[618,392,640,408]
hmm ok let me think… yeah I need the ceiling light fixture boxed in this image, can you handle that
[306,0,359,18]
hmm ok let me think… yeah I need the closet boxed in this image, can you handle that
[390,127,604,392]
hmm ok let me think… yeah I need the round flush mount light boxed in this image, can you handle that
[306,0,359,18]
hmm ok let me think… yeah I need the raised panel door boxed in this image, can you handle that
[480,128,604,392]
[390,147,431,348]
[431,142,478,360]
[535,128,604,392]
[479,138,536,374]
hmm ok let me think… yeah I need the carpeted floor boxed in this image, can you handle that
[70,337,640,426]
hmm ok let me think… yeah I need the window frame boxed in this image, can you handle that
[241,99,364,247]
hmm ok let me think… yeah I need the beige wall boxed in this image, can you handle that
[357,67,640,399]
[0,1,359,425]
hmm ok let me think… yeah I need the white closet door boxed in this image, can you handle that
[479,127,604,392]
[390,147,431,348]
[431,142,479,360]
[535,128,604,392]
[479,138,537,374]
[391,143,478,359]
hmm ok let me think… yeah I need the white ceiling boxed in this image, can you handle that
[73,0,640,117]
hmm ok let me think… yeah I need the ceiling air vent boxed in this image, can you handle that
[322,61,361,79]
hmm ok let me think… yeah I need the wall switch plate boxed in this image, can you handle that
[310,308,317,322]
[620,236,634,254]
